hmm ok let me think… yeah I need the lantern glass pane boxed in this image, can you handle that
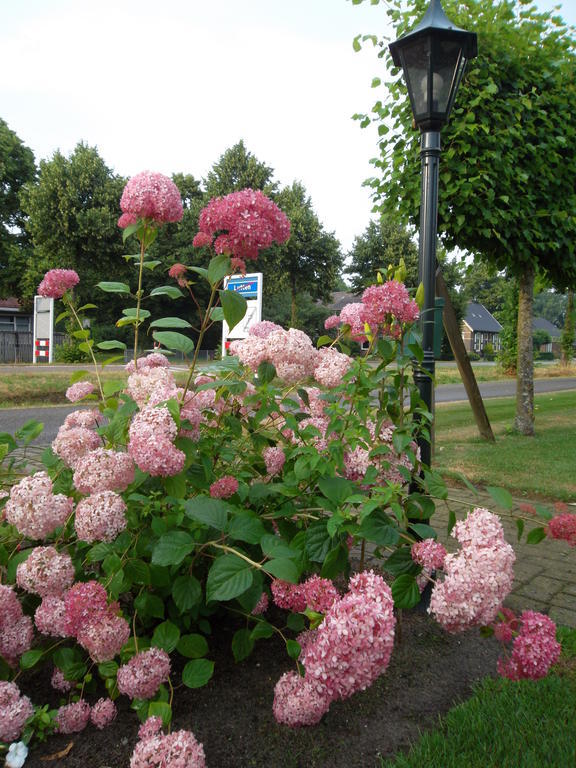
[401,37,431,118]
[434,39,464,114]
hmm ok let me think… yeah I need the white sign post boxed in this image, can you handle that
[221,273,263,357]
[33,296,54,364]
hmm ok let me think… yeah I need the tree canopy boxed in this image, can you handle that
[20,143,129,307]
[0,118,36,299]
[354,0,576,433]
[204,140,276,198]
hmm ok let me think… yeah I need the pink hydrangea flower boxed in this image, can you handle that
[273,671,331,727]
[73,448,135,495]
[324,315,341,330]
[117,647,171,700]
[209,475,239,499]
[299,575,340,614]
[411,539,447,571]
[74,491,128,543]
[248,320,283,339]
[266,328,318,384]
[361,281,419,337]
[4,471,74,539]
[63,408,100,429]
[130,729,206,768]
[263,446,285,476]
[313,347,353,388]
[338,302,367,342]
[497,611,561,680]
[128,406,186,477]
[65,381,95,402]
[38,269,80,299]
[0,681,35,743]
[76,611,131,662]
[64,580,110,636]
[16,546,75,597]
[271,579,307,613]
[90,697,117,729]
[126,365,177,408]
[125,352,172,374]
[302,572,396,702]
[252,592,269,615]
[0,614,34,666]
[119,171,183,226]
[547,513,576,546]
[193,188,290,261]
[51,667,75,693]
[429,508,515,633]
[35,595,70,638]
[55,700,91,734]
[169,262,189,287]
[52,424,101,468]
[138,716,163,741]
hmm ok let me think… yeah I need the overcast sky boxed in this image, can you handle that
[1,0,575,254]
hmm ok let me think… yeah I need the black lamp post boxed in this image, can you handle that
[389,0,477,468]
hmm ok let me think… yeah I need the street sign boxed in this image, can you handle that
[222,273,263,355]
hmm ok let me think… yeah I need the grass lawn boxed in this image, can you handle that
[435,390,576,501]
[380,672,576,768]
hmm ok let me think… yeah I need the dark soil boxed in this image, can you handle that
[23,609,501,768]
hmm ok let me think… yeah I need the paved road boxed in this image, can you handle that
[1,377,574,446]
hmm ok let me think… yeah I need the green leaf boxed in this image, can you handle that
[527,527,547,545]
[177,634,209,659]
[285,640,301,660]
[408,523,437,540]
[228,513,266,545]
[152,331,194,355]
[172,574,202,612]
[516,518,525,541]
[149,317,193,329]
[134,592,165,620]
[486,486,514,510]
[208,254,231,285]
[150,285,184,299]
[147,700,172,727]
[286,613,306,632]
[219,289,247,332]
[97,340,127,351]
[262,558,299,583]
[183,496,230,531]
[305,521,333,563]
[15,420,44,445]
[391,574,421,609]
[318,476,355,505]
[383,547,419,577]
[250,620,275,641]
[53,648,87,681]
[232,628,255,662]
[358,510,400,546]
[320,545,349,579]
[20,649,44,670]
[206,554,254,602]
[151,531,195,566]
[98,661,118,678]
[152,620,181,653]
[182,658,215,688]
[260,534,298,559]
[97,281,131,294]
[256,360,276,384]
[404,494,436,520]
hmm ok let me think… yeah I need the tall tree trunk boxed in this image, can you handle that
[561,289,574,366]
[514,267,535,435]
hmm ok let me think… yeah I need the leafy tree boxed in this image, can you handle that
[532,328,551,351]
[0,118,36,299]
[20,143,129,314]
[204,140,276,199]
[459,262,508,317]
[263,182,342,327]
[346,217,419,293]
[533,289,567,327]
[354,0,576,434]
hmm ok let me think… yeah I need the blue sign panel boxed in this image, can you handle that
[226,278,259,299]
